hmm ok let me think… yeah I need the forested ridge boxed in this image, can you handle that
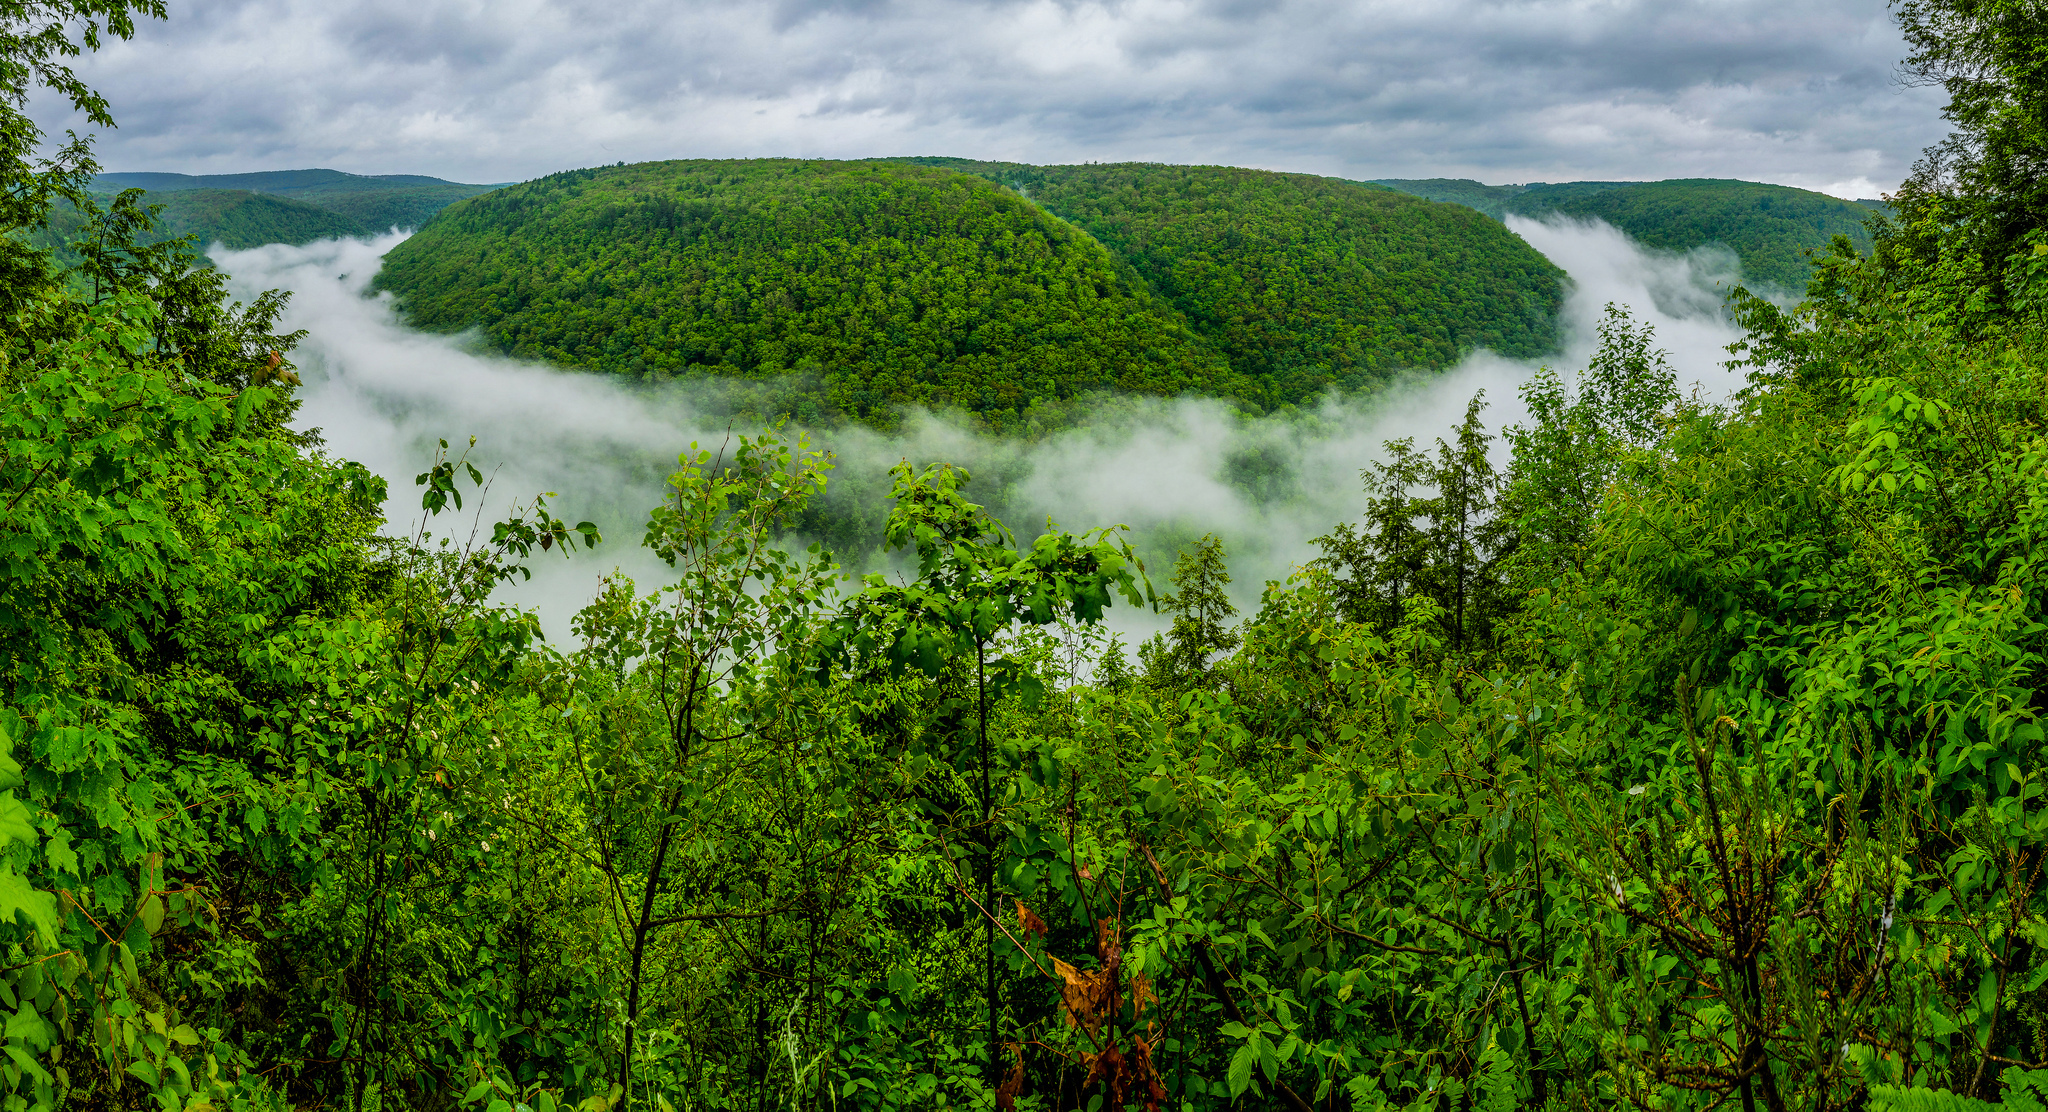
[94,168,503,233]
[374,158,1563,422]
[13,169,503,265]
[374,160,1241,424]
[1378,177,1881,289]
[900,160,1563,401]
[15,2,2048,1112]
[27,187,371,259]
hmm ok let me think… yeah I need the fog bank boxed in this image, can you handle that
[216,214,1751,645]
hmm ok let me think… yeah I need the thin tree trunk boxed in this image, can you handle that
[977,640,998,1087]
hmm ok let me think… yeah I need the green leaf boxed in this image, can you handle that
[0,867,58,945]
[1228,1039,1259,1097]
[0,792,35,846]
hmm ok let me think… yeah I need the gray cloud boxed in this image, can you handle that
[35,0,1946,196]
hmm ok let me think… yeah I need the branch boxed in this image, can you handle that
[643,906,794,930]
[1138,844,1315,1112]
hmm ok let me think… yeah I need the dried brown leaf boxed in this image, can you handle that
[995,1042,1023,1111]
[1052,956,1115,1035]
[1016,899,1049,940]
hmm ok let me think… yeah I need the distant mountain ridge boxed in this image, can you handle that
[1374,176,1881,289]
[94,168,489,193]
[91,167,506,237]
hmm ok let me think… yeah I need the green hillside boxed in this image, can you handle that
[379,158,1565,418]
[94,168,503,231]
[374,160,1241,421]
[1377,176,1877,290]
[140,188,370,248]
[25,188,372,266]
[902,160,1565,401]
[1364,177,1530,218]
[1507,178,1876,289]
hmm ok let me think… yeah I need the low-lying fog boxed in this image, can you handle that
[216,218,1755,647]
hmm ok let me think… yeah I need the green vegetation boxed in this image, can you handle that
[376,158,1564,421]
[376,159,1243,421]
[35,186,371,255]
[20,1,2048,1111]
[1508,178,1880,288]
[17,168,501,265]
[1379,176,1879,289]
[1371,179,1643,219]
[1363,176,1531,218]
[909,160,1564,401]
[140,187,369,246]
[95,167,503,231]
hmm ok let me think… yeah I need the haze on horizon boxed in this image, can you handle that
[34,0,1947,200]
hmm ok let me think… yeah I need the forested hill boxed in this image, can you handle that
[378,158,1565,419]
[375,160,1241,422]
[95,167,503,230]
[23,188,372,266]
[898,159,1565,401]
[1377,175,1877,289]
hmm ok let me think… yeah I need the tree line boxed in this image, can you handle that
[8,0,2048,1109]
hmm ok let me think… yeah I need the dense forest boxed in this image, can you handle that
[95,168,503,232]
[28,186,371,259]
[373,159,1563,420]
[14,1,2048,1111]
[900,160,1563,400]
[376,159,1243,422]
[1379,177,1882,289]
[12,169,504,265]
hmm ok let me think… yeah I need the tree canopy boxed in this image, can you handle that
[1380,176,1881,290]
[375,157,1565,423]
[15,1,2048,1109]
[909,159,1565,400]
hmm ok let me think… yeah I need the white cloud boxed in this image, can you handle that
[36,0,1950,191]
[213,214,1754,641]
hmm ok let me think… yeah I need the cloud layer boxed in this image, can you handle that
[39,0,1947,195]
[214,213,1751,643]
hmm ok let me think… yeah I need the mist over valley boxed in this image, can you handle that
[221,202,1751,645]
[25,1,2048,1106]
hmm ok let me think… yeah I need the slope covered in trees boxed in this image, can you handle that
[1379,176,1878,288]
[905,159,1565,401]
[1508,178,1879,288]
[21,189,372,271]
[1369,177,1643,218]
[378,158,1565,419]
[95,167,502,230]
[24,1,2048,1110]
[375,159,1245,420]
[141,187,370,246]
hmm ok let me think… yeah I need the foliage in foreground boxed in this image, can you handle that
[15,0,2048,1110]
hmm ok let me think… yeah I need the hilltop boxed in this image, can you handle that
[94,167,504,233]
[901,159,1563,402]
[25,188,373,267]
[376,160,1241,423]
[1376,176,1879,289]
[376,158,1565,421]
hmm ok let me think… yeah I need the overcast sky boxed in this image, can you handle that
[32,0,1948,197]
